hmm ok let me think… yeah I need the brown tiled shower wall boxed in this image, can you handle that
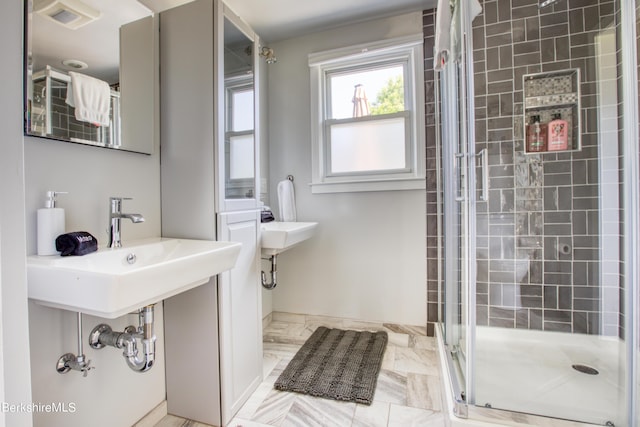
[423,9,439,337]
[424,0,624,337]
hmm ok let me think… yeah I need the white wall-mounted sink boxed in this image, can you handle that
[27,238,242,318]
[261,221,318,256]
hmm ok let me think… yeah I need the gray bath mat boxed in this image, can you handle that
[274,326,388,405]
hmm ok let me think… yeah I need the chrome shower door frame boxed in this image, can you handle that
[621,0,640,424]
[439,0,640,423]
[438,0,479,412]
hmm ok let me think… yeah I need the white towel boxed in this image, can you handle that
[277,179,297,222]
[450,0,483,64]
[434,0,452,71]
[470,0,483,22]
[65,71,111,126]
[434,0,483,71]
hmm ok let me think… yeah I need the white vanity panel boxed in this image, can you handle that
[164,281,221,424]
[160,1,220,425]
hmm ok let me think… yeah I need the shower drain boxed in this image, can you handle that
[571,364,599,375]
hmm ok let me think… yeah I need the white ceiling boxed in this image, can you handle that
[30,0,435,83]
[31,0,151,83]
[224,0,436,42]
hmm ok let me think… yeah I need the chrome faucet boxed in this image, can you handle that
[109,197,144,248]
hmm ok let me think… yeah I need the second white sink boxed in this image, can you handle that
[27,237,242,318]
[261,221,318,255]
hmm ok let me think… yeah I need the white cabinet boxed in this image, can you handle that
[217,211,262,425]
[160,0,263,425]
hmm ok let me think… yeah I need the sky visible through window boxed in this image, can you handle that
[329,65,403,119]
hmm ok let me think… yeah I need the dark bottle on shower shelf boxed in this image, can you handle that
[526,115,547,153]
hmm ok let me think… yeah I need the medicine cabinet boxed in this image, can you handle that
[522,69,581,154]
[24,0,157,154]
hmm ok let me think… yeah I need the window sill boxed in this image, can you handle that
[310,177,426,194]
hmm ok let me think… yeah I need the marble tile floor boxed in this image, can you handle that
[155,312,446,427]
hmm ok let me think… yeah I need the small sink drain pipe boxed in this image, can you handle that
[261,254,278,289]
[56,312,94,376]
[89,305,156,372]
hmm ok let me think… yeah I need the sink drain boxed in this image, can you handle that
[572,364,599,375]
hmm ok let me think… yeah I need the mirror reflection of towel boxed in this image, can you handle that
[65,72,110,126]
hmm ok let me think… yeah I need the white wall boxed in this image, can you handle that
[0,1,34,426]
[2,2,165,425]
[23,138,163,427]
[265,12,427,326]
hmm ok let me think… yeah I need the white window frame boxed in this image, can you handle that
[225,75,255,190]
[309,34,426,193]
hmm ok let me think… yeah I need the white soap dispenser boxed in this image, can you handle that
[37,191,67,256]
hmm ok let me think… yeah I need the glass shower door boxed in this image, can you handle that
[440,0,475,406]
[438,0,639,424]
[469,0,637,425]
[441,56,469,398]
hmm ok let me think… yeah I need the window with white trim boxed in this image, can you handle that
[224,76,255,197]
[309,35,426,193]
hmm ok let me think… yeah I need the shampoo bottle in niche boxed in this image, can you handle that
[526,115,547,152]
[37,191,67,256]
[547,113,569,151]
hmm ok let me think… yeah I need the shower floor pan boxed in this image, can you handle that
[474,326,623,426]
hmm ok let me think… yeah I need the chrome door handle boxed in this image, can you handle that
[477,149,488,202]
[455,153,465,202]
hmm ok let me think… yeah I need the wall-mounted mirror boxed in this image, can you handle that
[224,16,255,199]
[24,0,156,154]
